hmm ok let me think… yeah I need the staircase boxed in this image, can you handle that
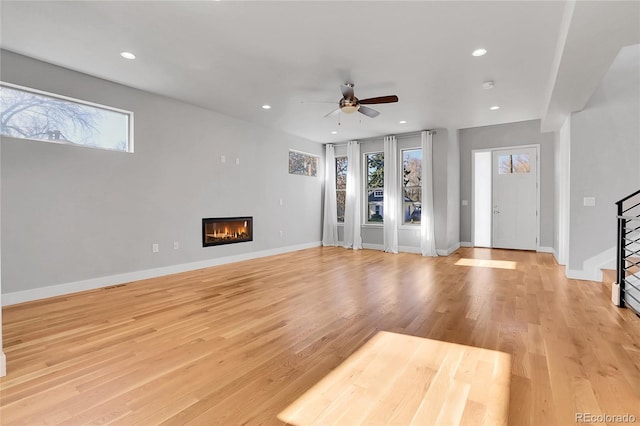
[616,189,640,315]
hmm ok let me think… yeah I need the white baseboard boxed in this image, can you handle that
[367,242,460,257]
[537,246,559,263]
[2,241,321,306]
[437,242,461,256]
[0,351,5,377]
[399,245,421,254]
[460,242,473,247]
[566,245,616,282]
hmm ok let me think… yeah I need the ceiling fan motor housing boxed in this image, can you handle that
[340,97,360,113]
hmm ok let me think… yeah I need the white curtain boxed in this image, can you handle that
[383,136,399,253]
[421,131,438,256]
[343,141,362,250]
[322,144,338,246]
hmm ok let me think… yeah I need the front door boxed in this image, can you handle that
[492,147,538,250]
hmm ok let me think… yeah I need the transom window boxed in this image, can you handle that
[0,82,133,152]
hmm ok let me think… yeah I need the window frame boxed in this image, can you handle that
[400,147,423,226]
[1,81,134,153]
[364,150,384,226]
[335,155,347,224]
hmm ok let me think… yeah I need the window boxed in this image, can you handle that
[366,152,384,223]
[288,150,318,177]
[1,82,133,152]
[498,154,530,174]
[336,156,347,223]
[402,148,422,224]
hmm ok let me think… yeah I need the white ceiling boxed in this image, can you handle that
[1,1,638,143]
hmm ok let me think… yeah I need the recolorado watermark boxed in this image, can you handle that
[576,413,637,423]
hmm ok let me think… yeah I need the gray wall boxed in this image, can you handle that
[1,50,323,295]
[459,119,555,247]
[568,44,640,270]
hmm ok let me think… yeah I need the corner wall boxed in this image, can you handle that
[568,44,640,276]
[1,50,323,303]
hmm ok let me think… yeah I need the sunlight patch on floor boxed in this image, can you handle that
[278,331,511,426]
[455,258,517,270]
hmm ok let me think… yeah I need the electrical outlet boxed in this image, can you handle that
[152,243,159,253]
[279,198,283,206]
[583,197,596,207]
[279,230,284,237]
[235,157,240,165]
[221,155,226,163]
[462,200,469,206]
[173,241,179,250]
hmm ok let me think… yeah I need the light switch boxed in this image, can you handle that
[235,157,240,165]
[221,155,226,163]
[583,197,596,207]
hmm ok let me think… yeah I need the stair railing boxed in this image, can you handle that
[616,189,640,315]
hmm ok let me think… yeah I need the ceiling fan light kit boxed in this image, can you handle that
[325,83,399,119]
[339,98,360,114]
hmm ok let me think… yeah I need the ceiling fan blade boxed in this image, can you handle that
[359,95,399,105]
[300,100,336,104]
[324,107,340,118]
[358,105,380,118]
[340,84,355,100]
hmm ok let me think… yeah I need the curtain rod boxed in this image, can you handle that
[327,130,437,146]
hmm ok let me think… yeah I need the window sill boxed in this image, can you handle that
[398,224,421,230]
[361,223,384,228]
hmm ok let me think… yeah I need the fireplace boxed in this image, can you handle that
[202,216,253,247]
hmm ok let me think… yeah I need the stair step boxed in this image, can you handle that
[602,268,617,284]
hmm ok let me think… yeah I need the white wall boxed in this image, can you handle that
[553,117,571,265]
[1,50,323,302]
[446,129,461,250]
[568,44,640,273]
[459,120,555,248]
[0,142,5,376]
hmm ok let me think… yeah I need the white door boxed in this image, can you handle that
[492,147,538,250]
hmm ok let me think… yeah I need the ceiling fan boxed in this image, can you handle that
[325,83,398,118]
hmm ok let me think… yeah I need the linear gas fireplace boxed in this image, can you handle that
[202,216,253,247]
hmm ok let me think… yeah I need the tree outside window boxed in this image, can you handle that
[367,152,384,222]
[1,84,131,152]
[335,156,347,222]
[402,148,422,224]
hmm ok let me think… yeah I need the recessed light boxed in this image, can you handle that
[331,131,338,134]
[399,120,407,124]
[261,104,271,110]
[120,51,136,60]
[472,48,487,57]
[490,105,500,110]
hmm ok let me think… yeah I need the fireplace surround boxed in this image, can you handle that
[202,216,253,247]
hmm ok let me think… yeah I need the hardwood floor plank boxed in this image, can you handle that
[1,247,639,425]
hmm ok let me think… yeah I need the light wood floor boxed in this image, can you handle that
[1,247,639,425]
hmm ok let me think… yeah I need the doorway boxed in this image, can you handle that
[472,145,539,250]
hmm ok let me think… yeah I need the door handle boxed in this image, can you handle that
[493,210,500,214]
